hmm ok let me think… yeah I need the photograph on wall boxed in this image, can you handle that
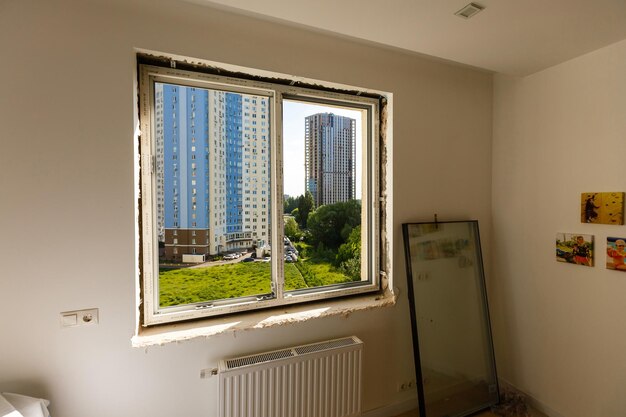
[606,237,626,271]
[556,233,594,267]
[581,192,624,224]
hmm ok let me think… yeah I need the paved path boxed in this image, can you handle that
[188,253,255,269]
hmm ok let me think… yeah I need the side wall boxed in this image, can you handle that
[492,39,626,417]
[0,1,493,416]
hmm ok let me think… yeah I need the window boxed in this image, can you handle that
[138,57,385,326]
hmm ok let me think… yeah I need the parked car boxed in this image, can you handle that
[242,257,254,263]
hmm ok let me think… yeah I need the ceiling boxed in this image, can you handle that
[195,0,626,76]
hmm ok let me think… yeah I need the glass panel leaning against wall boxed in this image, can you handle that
[138,58,382,326]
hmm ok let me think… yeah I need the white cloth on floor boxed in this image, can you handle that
[0,393,24,417]
[0,393,50,417]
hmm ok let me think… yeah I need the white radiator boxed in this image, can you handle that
[218,336,363,417]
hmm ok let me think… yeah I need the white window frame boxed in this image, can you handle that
[138,58,384,326]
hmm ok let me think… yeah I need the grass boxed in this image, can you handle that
[159,258,352,307]
[293,257,353,287]
[306,261,355,284]
[160,262,270,306]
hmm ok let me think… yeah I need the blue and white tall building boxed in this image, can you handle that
[155,83,269,261]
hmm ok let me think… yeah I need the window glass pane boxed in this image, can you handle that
[155,82,271,307]
[282,99,367,292]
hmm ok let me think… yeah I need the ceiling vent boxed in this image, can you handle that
[455,2,485,19]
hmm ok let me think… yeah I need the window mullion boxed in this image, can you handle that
[272,92,285,299]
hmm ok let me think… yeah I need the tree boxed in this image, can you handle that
[337,225,361,264]
[307,200,361,251]
[284,217,302,241]
[337,225,361,280]
[296,191,314,229]
[284,196,298,214]
[291,208,300,225]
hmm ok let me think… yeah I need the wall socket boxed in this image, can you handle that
[60,308,99,328]
[397,379,416,392]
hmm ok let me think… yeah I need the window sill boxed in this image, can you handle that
[132,289,397,347]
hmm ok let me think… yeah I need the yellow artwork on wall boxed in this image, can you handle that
[581,192,624,225]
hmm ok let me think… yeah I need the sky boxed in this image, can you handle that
[282,100,363,199]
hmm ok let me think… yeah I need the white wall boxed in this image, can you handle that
[0,1,493,416]
[492,39,626,417]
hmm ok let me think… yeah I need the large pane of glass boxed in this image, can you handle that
[403,221,499,417]
[282,99,367,292]
[154,82,271,307]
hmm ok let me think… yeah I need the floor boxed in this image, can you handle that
[393,410,498,417]
[393,406,548,417]
[391,370,550,417]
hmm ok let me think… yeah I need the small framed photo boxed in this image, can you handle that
[581,192,624,225]
[556,233,594,267]
[606,237,626,271]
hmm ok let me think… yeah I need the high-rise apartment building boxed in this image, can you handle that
[155,83,270,261]
[305,113,356,207]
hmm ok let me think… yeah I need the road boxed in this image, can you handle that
[187,253,256,269]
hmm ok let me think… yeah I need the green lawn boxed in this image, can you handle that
[293,257,354,288]
[159,258,352,307]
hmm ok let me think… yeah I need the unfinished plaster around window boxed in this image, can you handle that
[133,291,396,347]
[133,50,394,344]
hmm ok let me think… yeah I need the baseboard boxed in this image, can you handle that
[498,378,566,417]
[361,397,418,417]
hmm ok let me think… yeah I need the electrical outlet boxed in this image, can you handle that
[60,308,99,328]
[397,379,417,392]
